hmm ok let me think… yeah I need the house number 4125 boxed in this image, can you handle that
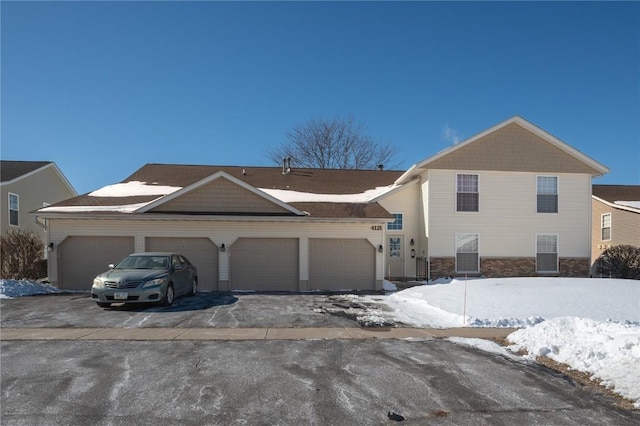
[371,225,382,231]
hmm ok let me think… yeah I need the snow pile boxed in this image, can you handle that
[89,181,181,197]
[508,317,640,408]
[0,279,68,299]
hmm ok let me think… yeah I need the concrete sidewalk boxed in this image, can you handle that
[0,327,517,341]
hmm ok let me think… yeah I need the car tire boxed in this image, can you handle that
[188,279,197,296]
[96,302,111,308]
[162,284,174,307]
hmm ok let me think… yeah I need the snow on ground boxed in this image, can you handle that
[1,276,639,407]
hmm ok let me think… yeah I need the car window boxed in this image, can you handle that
[172,255,182,267]
[179,255,191,266]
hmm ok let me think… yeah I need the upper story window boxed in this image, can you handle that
[601,213,611,241]
[8,193,19,226]
[387,213,403,230]
[537,176,558,213]
[456,174,479,212]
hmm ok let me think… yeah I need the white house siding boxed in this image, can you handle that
[378,181,421,280]
[427,169,592,260]
[47,217,387,290]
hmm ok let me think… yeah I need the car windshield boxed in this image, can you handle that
[115,255,169,270]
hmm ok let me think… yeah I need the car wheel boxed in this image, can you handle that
[162,284,175,307]
[96,302,111,308]
[189,279,197,296]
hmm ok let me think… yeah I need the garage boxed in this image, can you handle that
[58,236,134,290]
[309,239,375,290]
[146,237,218,292]
[230,238,298,291]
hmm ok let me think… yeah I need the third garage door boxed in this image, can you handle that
[309,239,375,291]
[230,238,298,291]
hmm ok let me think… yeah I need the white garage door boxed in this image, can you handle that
[230,238,298,291]
[309,239,375,290]
[147,237,218,292]
[58,236,134,290]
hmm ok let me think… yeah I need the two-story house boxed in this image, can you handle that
[591,185,640,276]
[34,116,609,290]
[1,161,77,244]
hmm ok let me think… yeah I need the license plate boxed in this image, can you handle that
[114,292,128,300]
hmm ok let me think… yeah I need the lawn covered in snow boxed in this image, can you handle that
[1,276,639,407]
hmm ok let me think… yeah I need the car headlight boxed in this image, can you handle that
[143,276,167,288]
[93,278,104,288]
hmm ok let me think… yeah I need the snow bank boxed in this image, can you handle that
[0,279,68,299]
[508,317,640,408]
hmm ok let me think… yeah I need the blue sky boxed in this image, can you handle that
[2,1,638,194]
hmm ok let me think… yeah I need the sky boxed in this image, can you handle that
[2,1,639,195]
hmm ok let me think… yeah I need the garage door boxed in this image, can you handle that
[58,236,134,290]
[230,238,298,291]
[147,237,218,292]
[309,239,375,290]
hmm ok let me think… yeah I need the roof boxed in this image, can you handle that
[1,161,53,183]
[593,184,640,213]
[396,116,609,184]
[36,163,404,220]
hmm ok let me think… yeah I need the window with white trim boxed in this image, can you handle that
[537,176,558,213]
[387,213,403,230]
[456,174,479,212]
[456,233,479,273]
[601,213,611,241]
[536,234,558,273]
[8,193,19,226]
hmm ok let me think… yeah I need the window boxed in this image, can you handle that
[387,213,403,230]
[8,193,19,226]
[601,213,611,241]
[456,174,478,212]
[389,237,401,258]
[456,233,479,273]
[536,234,558,273]
[537,176,558,213]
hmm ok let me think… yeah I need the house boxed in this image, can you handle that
[34,116,609,291]
[591,185,640,276]
[1,161,77,249]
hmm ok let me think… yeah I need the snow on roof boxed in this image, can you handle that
[615,200,640,209]
[88,181,182,197]
[259,185,398,203]
[39,203,151,214]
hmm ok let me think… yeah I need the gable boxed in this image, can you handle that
[426,122,602,174]
[148,177,294,215]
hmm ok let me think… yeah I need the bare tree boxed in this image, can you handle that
[268,116,398,170]
[1,229,45,280]
[596,245,640,280]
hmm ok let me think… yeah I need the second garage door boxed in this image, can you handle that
[146,237,218,292]
[230,238,298,291]
[309,239,375,291]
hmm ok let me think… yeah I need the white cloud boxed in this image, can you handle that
[442,124,462,145]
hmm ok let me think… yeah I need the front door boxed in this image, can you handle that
[387,236,404,279]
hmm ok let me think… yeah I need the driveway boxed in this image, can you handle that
[0,292,396,329]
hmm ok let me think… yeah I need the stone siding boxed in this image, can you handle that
[482,258,536,277]
[559,258,591,277]
[428,256,591,279]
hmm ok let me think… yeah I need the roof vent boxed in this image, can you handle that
[377,164,384,171]
[282,157,291,174]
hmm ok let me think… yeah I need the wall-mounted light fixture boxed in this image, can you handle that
[411,249,416,259]
[47,242,54,251]
[410,238,415,246]
[378,244,384,253]
[220,243,226,252]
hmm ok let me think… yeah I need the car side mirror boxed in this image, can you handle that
[108,264,115,269]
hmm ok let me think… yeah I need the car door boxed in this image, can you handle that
[171,255,189,296]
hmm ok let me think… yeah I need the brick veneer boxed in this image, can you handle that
[429,257,591,279]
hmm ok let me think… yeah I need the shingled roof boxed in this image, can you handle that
[39,163,404,219]
[1,161,53,183]
[593,185,640,204]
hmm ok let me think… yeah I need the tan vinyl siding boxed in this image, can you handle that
[591,198,640,263]
[427,169,592,258]
[425,123,601,175]
[150,178,291,214]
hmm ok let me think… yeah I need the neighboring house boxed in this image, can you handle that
[34,116,609,291]
[591,185,640,276]
[1,161,77,250]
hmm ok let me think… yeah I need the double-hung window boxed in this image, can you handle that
[456,174,479,212]
[536,234,558,273]
[387,213,403,230]
[601,213,611,241]
[537,176,558,213]
[456,233,479,273]
[8,193,19,226]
